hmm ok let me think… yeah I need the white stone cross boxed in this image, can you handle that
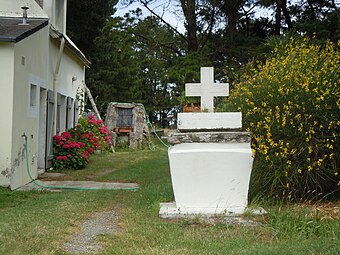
[185,67,229,112]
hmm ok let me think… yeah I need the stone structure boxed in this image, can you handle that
[105,102,150,149]
[160,67,254,218]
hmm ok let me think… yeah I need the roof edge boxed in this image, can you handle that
[0,18,48,43]
[16,19,48,43]
[50,26,91,68]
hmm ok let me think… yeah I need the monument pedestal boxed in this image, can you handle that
[159,67,254,219]
[160,131,253,218]
[168,142,253,215]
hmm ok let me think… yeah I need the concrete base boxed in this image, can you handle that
[168,143,253,214]
[177,112,242,131]
[16,180,139,191]
[38,168,46,175]
[159,202,244,218]
[159,202,267,219]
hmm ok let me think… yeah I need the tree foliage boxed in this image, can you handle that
[65,0,340,201]
[223,37,340,200]
[66,0,118,58]
[67,0,339,126]
[87,11,182,124]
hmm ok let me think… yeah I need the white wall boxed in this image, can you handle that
[10,26,49,190]
[50,40,85,98]
[42,0,53,20]
[12,28,85,183]
[49,39,85,134]
[0,0,87,189]
[54,0,67,34]
[0,0,48,18]
[0,43,14,187]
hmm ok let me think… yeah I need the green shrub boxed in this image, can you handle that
[224,37,339,200]
[53,115,112,169]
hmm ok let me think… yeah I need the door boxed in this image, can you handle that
[45,90,54,169]
[37,88,47,170]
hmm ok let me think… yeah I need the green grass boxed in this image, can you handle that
[0,145,339,254]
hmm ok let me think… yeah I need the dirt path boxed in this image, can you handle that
[63,209,119,254]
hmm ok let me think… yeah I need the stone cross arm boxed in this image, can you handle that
[185,67,229,112]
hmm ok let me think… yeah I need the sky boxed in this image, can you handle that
[113,0,340,34]
[113,0,278,33]
[113,1,279,34]
[114,0,186,33]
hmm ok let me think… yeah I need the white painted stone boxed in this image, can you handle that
[160,66,254,218]
[168,143,253,214]
[177,112,242,131]
[185,67,229,112]
[159,202,266,220]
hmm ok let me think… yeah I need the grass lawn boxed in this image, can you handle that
[0,144,339,254]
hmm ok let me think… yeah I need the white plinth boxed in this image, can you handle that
[168,143,253,214]
[159,202,267,219]
[177,112,242,131]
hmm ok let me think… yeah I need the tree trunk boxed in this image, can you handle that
[275,0,282,35]
[306,0,317,20]
[281,0,292,30]
[180,0,198,52]
[224,0,242,40]
[210,0,243,42]
[226,10,238,40]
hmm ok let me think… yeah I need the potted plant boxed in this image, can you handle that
[178,92,201,112]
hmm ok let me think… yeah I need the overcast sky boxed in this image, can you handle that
[113,0,277,33]
[114,0,190,33]
[113,0,340,34]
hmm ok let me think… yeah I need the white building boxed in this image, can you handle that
[0,0,90,189]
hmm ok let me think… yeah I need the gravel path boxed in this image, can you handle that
[63,209,119,254]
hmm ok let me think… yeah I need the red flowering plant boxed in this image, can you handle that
[74,115,113,152]
[52,131,89,169]
[53,115,112,170]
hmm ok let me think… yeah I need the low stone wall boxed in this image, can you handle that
[168,131,251,145]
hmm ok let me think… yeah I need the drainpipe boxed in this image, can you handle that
[53,36,65,135]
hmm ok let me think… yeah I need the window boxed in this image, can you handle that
[74,100,79,126]
[66,97,74,129]
[30,84,37,107]
[56,93,67,133]
[117,108,133,127]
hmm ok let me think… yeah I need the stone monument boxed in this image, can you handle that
[160,67,254,218]
[105,102,150,149]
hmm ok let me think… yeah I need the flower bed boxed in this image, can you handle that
[53,115,112,170]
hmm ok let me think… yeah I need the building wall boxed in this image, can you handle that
[49,39,85,134]
[9,26,49,190]
[0,0,48,18]
[0,0,87,190]
[42,0,53,20]
[0,43,14,187]
[39,0,66,34]
[50,41,85,98]
[5,29,85,189]
[53,0,67,34]
[34,0,43,8]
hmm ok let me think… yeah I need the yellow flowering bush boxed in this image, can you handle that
[225,37,339,200]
